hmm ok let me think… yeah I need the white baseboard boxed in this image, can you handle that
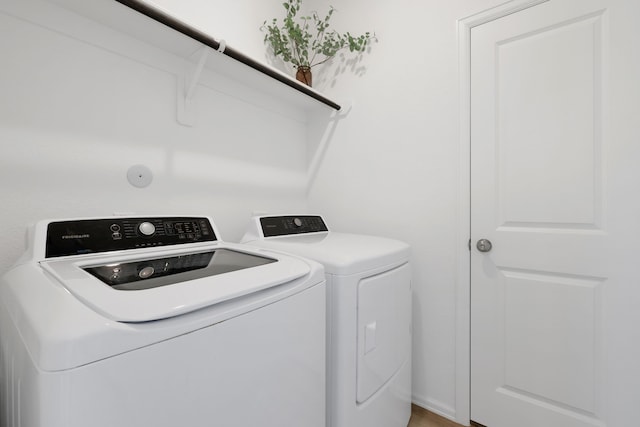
[411,394,458,422]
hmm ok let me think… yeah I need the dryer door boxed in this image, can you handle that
[356,262,412,403]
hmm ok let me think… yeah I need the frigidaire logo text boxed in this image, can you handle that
[61,234,90,239]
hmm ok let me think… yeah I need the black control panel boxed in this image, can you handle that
[83,248,275,291]
[85,250,214,290]
[260,215,328,237]
[45,217,216,258]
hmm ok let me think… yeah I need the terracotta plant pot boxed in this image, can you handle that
[296,66,312,86]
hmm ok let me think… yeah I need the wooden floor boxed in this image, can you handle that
[408,405,465,427]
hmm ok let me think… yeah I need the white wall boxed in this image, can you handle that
[304,0,640,424]
[0,0,312,272]
[141,0,281,64]
[303,0,503,419]
[5,0,638,425]
[1,0,504,421]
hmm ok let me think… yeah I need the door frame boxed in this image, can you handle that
[454,1,550,424]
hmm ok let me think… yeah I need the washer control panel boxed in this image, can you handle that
[45,216,216,258]
[260,215,328,237]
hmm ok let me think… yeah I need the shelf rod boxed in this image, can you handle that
[114,0,341,111]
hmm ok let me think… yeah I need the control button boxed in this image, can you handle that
[293,217,303,227]
[138,222,156,236]
[110,224,121,232]
[111,232,122,240]
[138,266,155,279]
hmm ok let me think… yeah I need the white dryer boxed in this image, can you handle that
[242,215,412,427]
[0,216,326,427]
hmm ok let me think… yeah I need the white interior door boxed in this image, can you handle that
[470,1,609,426]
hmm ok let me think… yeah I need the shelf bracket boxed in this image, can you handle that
[306,98,353,192]
[177,45,212,126]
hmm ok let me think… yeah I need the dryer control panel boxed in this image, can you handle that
[45,216,216,258]
[260,215,328,237]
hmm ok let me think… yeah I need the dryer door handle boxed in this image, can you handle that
[365,322,377,354]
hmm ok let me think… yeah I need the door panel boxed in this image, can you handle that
[497,15,602,228]
[356,263,411,403]
[470,1,607,426]
[502,269,600,412]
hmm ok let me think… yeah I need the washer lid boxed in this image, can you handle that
[246,232,410,275]
[40,243,311,322]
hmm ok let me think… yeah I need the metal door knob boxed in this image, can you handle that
[476,239,493,253]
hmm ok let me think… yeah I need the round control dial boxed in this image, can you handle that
[138,266,155,279]
[138,222,156,236]
[293,218,303,227]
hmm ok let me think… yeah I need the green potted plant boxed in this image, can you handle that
[261,0,375,86]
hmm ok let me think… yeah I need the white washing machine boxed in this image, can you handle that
[242,215,412,427]
[0,215,326,427]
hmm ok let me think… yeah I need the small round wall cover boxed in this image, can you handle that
[127,164,153,188]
